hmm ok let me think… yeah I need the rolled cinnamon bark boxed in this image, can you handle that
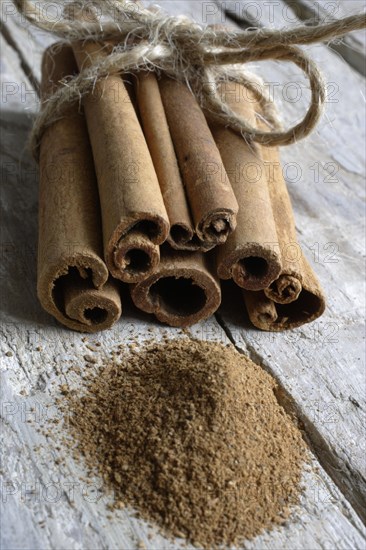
[243,145,325,330]
[72,42,169,283]
[136,72,204,251]
[243,255,325,330]
[159,76,238,247]
[38,44,122,332]
[210,82,282,290]
[130,246,221,327]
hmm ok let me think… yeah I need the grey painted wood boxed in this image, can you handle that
[1,1,365,549]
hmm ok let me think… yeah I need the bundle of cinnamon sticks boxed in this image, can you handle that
[37,42,325,332]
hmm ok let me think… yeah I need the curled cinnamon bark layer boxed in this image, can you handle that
[265,274,302,304]
[37,44,121,332]
[159,76,238,247]
[72,42,169,282]
[130,246,221,327]
[211,82,282,290]
[243,145,325,330]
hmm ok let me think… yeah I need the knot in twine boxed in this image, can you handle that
[14,0,366,160]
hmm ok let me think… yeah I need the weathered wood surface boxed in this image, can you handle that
[1,1,365,549]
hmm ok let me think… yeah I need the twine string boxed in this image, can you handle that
[13,0,366,159]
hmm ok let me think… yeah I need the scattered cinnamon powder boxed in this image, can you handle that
[64,339,308,547]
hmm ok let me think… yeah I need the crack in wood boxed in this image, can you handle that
[0,18,40,95]
[214,0,256,29]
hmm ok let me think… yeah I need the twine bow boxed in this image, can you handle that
[13,0,366,159]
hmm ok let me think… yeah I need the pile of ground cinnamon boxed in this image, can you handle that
[64,339,308,547]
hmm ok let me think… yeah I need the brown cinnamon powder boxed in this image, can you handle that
[64,339,307,547]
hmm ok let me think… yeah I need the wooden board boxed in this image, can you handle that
[1,1,365,548]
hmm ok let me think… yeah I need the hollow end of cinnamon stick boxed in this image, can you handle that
[38,258,122,333]
[106,214,169,283]
[167,223,210,251]
[217,243,282,291]
[264,274,302,304]
[197,210,237,246]
[61,268,121,330]
[112,229,160,283]
[243,291,279,327]
[130,248,221,327]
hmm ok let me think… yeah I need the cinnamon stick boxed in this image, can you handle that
[72,42,169,283]
[130,246,221,327]
[243,145,325,330]
[210,83,282,290]
[37,44,122,332]
[136,72,204,251]
[262,144,305,304]
[159,76,238,247]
